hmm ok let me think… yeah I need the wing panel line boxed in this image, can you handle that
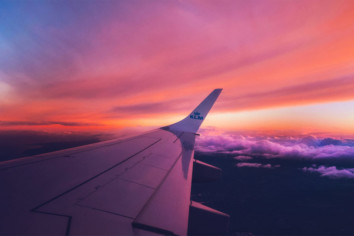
[133,151,182,221]
[75,204,135,220]
[132,222,177,236]
[29,209,72,236]
[30,138,162,235]
[0,132,158,171]
[173,132,184,143]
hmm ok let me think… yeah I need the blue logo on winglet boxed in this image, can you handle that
[190,111,203,120]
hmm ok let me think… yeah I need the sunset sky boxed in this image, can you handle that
[1,0,354,136]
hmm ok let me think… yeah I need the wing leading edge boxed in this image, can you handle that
[0,89,224,236]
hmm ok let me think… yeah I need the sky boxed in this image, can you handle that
[1,0,354,136]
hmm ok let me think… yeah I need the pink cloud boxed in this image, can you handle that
[303,165,354,179]
[236,162,275,168]
[233,155,253,160]
[196,133,354,159]
[3,0,354,128]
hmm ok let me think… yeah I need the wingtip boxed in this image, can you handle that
[167,88,222,133]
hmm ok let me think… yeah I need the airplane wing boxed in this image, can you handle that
[0,89,228,236]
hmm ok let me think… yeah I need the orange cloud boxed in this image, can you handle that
[1,0,354,135]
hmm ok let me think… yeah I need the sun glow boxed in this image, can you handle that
[205,100,354,136]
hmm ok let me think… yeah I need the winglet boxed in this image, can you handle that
[167,89,222,133]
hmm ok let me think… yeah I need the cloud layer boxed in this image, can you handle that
[196,133,354,160]
[303,165,354,179]
[236,162,276,168]
[0,121,99,127]
[196,131,354,179]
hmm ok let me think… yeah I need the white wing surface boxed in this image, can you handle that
[0,89,222,235]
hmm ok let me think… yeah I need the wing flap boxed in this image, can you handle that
[77,179,155,218]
